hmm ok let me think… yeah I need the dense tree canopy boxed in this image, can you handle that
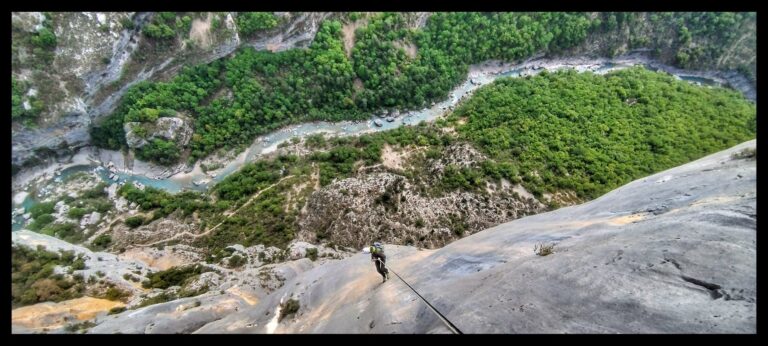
[142,12,192,40]
[236,12,279,37]
[450,67,756,199]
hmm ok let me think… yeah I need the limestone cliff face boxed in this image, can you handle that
[12,12,147,165]
[34,139,751,334]
[11,12,332,167]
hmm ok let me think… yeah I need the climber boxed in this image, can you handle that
[366,242,389,282]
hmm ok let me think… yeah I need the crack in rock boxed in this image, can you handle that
[681,275,724,299]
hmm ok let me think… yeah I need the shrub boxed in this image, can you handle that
[81,183,108,199]
[120,17,135,30]
[108,306,127,315]
[305,134,327,148]
[40,223,82,243]
[104,287,131,301]
[64,321,96,333]
[91,233,112,249]
[278,298,300,322]
[68,207,88,220]
[136,292,175,308]
[27,213,54,231]
[31,28,57,49]
[227,254,246,268]
[179,284,209,298]
[731,147,756,160]
[534,243,555,256]
[125,216,144,228]
[91,199,113,213]
[305,248,318,261]
[142,265,208,289]
[71,258,86,270]
[30,202,56,218]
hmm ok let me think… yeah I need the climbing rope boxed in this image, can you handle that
[375,258,464,334]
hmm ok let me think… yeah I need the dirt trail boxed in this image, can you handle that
[136,175,294,247]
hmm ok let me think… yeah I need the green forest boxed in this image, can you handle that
[111,64,754,253]
[9,11,757,316]
[88,12,624,165]
[450,67,755,199]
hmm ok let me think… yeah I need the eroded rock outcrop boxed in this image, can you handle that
[123,117,193,149]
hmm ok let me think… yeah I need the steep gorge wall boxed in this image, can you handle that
[11,12,331,168]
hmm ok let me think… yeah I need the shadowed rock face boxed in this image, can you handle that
[193,140,755,334]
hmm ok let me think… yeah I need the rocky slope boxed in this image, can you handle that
[194,139,756,334]
[11,225,349,334]
[12,139,751,334]
[298,143,548,249]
